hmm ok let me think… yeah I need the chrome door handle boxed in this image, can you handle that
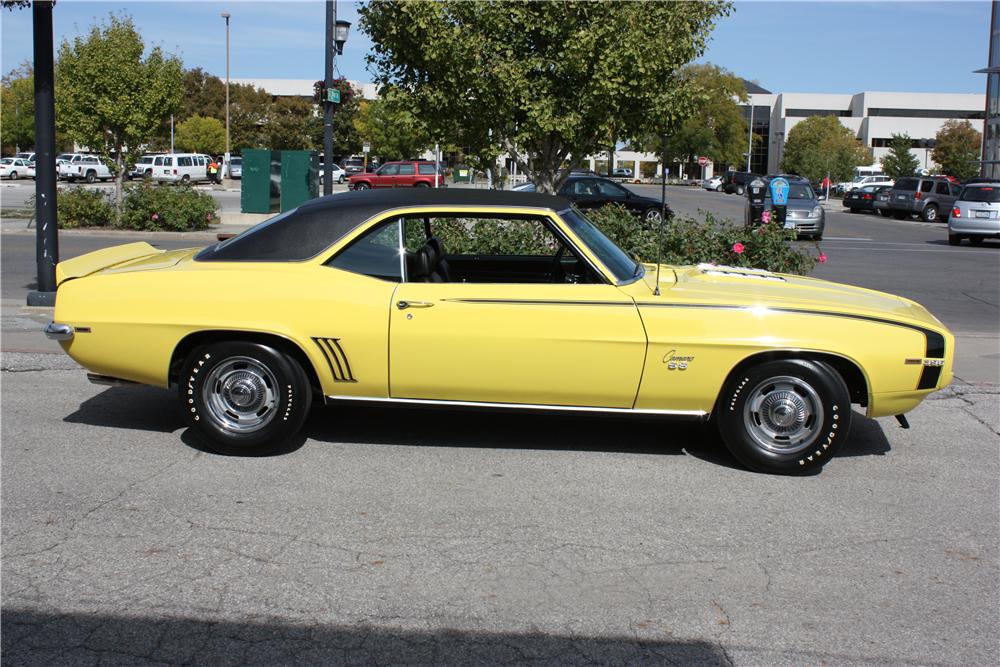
[396,300,434,310]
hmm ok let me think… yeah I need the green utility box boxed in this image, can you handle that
[279,150,319,212]
[240,149,280,214]
[453,165,473,183]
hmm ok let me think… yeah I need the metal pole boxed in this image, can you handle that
[323,1,334,196]
[224,14,231,168]
[434,143,439,188]
[653,134,667,297]
[27,0,58,306]
[170,115,174,154]
[746,102,754,172]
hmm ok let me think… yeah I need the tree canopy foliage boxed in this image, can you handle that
[175,114,226,154]
[932,119,982,181]
[879,133,920,180]
[359,0,731,192]
[780,115,871,183]
[353,88,435,161]
[0,63,34,154]
[55,14,183,211]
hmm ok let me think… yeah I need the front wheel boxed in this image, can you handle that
[85,171,96,184]
[848,207,858,214]
[338,175,345,184]
[643,207,663,225]
[716,359,851,474]
[180,341,312,456]
[736,185,745,196]
[353,182,370,190]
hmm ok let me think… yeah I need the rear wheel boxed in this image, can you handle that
[338,175,345,184]
[85,170,96,184]
[8,171,17,180]
[892,210,907,220]
[948,233,962,246]
[922,205,938,222]
[716,359,851,474]
[181,174,191,185]
[736,185,745,196]
[848,207,858,214]
[414,182,431,188]
[180,341,312,456]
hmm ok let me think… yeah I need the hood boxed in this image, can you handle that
[627,263,944,330]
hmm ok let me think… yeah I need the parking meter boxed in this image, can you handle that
[768,176,790,225]
[747,178,767,225]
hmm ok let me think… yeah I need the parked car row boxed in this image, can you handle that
[514,174,672,223]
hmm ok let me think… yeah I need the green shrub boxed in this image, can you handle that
[119,182,218,231]
[47,188,115,228]
[587,204,819,275]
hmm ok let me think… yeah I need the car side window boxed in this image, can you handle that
[920,180,933,193]
[179,157,192,167]
[935,181,948,195]
[593,181,627,197]
[326,219,402,282]
[398,164,415,176]
[418,164,436,175]
[377,164,399,176]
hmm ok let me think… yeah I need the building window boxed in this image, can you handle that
[870,138,936,148]
[867,108,985,119]
[785,109,850,117]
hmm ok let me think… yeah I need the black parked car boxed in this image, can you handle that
[514,176,671,223]
[843,184,892,214]
[722,170,760,195]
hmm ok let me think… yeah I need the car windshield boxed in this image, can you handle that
[961,186,1000,203]
[787,184,815,199]
[560,207,640,282]
[513,183,537,192]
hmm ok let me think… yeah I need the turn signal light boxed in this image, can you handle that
[952,207,961,218]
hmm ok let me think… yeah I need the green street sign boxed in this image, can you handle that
[326,89,341,104]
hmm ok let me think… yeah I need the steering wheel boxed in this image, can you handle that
[548,244,567,283]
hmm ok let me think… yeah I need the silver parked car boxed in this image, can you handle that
[948,182,1000,246]
[228,157,242,179]
[746,177,825,240]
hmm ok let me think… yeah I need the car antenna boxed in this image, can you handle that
[653,133,667,296]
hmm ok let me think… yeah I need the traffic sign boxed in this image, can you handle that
[697,156,708,167]
[362,143,370,154]
[326,88,340,104]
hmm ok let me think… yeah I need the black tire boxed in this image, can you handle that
[643,207,663,225]
[716,359,851,474]
[9,171,18,180]
[354,182,370,190]
[948,233,962,246]
[736,185,745,196]
[969,236,985,246]
[414,182,431,188]
[874,208,885,217]
[892,210,907,220]
[338,175,345,184]
[922,204,938,222]
[180,341,312,456]
[848,207,858,214]
[85,170,96,184]
[181,174,191,185]
[144,169,153,179]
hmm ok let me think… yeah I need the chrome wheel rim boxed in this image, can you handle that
[645,209,662,223]
[743,375,824,455]
[202,356,279,433]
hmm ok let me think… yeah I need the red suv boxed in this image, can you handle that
[348,161,444,190]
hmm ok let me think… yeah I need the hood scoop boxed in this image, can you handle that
[695,263,786,282]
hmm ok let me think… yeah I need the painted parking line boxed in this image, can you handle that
[822,236,873,241]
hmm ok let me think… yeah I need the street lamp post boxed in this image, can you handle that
[221,12,231,177]
[323,2,350,196]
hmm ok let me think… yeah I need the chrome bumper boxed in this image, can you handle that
[44,321,74,341]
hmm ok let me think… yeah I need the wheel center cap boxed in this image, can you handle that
[770,399,799,428]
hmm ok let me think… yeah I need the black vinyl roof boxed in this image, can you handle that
[197,188,571,262]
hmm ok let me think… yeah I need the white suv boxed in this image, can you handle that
[58,154,113,183]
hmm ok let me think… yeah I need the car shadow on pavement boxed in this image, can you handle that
[62,387,891,468]
[0,608,732,666]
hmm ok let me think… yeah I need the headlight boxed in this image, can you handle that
[811,205,822,218]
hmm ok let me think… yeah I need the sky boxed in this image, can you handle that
[0,1,991,95]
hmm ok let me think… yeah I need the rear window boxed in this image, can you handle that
[418,164,437,175]
[961,186,1000,203]
[894,178,918,191]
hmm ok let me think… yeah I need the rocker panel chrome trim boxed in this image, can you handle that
[326,394,706,417]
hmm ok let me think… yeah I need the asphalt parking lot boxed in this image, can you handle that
[2,185,998,665]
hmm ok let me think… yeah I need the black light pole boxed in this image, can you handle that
[322,1,334,196]
[27,0,58,307]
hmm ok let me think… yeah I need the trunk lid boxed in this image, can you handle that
[55,242,196,286]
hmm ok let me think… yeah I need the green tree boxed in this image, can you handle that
[180,67,227,121]
[353,89,434,161]
[175,114,226,154]
[359,0,730,193]
[56,14,183,215]
[229,83,273,151]
[266,96,320,150]
[932,119,982,181]
[880,133,920,179]
[780,115,871,183]
[1,63,35,154]
[312,78,363,159]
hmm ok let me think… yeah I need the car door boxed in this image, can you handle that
[395,163,416,187]
[388,212,647,408]
[373,164,397,187]
[560,179,602,210]
[591,180,633,212]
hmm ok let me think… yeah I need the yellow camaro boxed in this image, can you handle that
[46,189,954,474]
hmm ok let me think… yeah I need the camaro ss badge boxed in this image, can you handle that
[904,358,945,367]
[663,350,695,371]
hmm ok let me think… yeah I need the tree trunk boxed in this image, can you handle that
[114,144,125,227]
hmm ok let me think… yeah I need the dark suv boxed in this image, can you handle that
[722,170,759,195]
[886,176,963,222]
